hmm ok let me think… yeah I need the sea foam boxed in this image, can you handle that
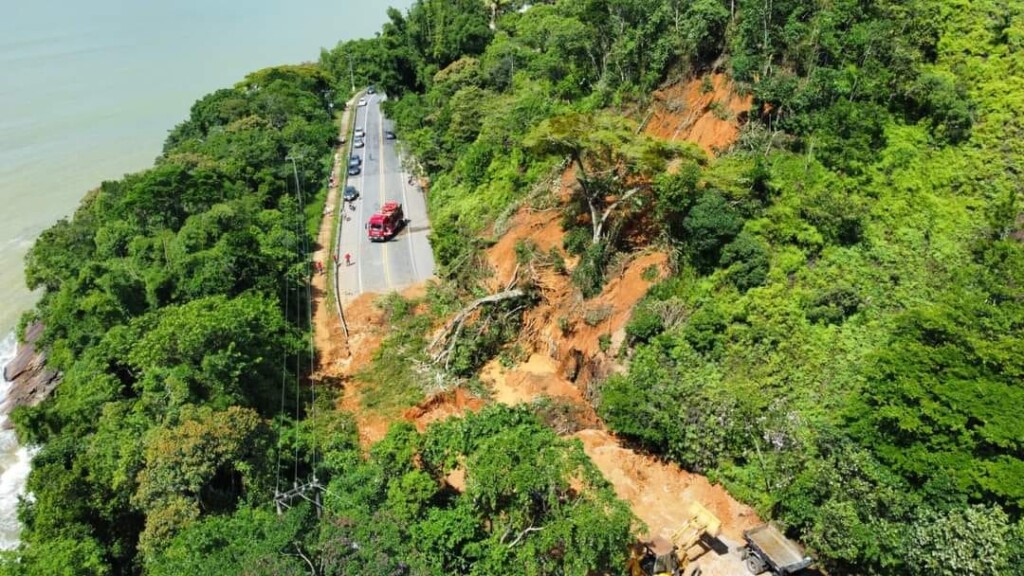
[0,332,35,550]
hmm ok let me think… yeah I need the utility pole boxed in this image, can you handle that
[347,55,355,93]
[286,155,303,199]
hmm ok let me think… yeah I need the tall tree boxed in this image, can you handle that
[525,111,689,244]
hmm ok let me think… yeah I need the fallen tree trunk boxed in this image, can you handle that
[429,289,526,368]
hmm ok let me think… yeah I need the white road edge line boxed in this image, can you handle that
[355,105,366,295]
[398,149,419,284]
[376,97,392,291]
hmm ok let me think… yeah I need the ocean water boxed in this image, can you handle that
[0,333,33,549]
[0,0,411,335]
[0,0,412,549]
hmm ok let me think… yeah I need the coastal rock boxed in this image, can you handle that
[1,322,61,427]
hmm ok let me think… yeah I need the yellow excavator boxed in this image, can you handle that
[627,501,722,576]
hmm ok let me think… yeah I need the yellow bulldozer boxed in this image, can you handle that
[627,501,722,576]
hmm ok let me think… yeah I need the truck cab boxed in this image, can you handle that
[367,202,405,241]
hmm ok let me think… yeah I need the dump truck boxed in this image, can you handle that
[742,524,813,575]
[628,502,722,576]
[367,201,405,241]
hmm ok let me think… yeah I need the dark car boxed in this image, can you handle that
[384,130,396,140]
[343,186,359,201]
[353,138,365,149]
[366,86,376,94]
[347,164,361,176]
[349,155,361,167]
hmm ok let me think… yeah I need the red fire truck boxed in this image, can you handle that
[367,201,405,241]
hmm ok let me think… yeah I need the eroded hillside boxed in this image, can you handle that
[310,71,765,575]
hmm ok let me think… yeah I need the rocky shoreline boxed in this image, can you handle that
[1,323,60,428]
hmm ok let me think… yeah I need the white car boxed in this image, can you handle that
[354,127,365,138]
[357,97,367,107]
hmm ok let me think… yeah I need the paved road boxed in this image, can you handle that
[336,95,435,301]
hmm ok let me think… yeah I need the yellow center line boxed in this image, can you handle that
[378,100,391,290]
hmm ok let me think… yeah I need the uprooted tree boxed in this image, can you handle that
[524,111,696,245]
[428,288,527,371]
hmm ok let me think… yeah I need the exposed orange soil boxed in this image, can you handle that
[644,73,752,156]
[565,251,668,359]
[476,208,758,572]
[465,78,761,570]
[575,429,761,543]
[485,204,667,384]
[311,152,347,375]
[483,354,583,406]
[445,466,467,492]
[403,387,485,432]
[323,283,448,447]
[332,292,390,446]
[485,207,566,290]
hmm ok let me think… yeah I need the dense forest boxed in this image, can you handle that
[324,0,1024,574]
[5,0,1023,575]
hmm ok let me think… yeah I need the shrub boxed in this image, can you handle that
[514,239,537,265]
[547,248,567,275]
[625,305,664,345]
[583,305,613,327]
[800,189,865,247]
[720,231,770,292]
[563,225,591,256]
[682,305,727,357]
[683,191,743,272]
[807,285,862,325]
[641,264,659,282]
[557,316,572,335]
[572,242,610,298]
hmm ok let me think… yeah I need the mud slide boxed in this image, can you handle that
[311,74,766,576]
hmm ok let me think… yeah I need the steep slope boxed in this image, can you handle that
[312,72,765,574]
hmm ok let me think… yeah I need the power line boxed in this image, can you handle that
[276,154,323,517]
[274,258,290,496]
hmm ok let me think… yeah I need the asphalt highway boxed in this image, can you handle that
[336,95,436,301]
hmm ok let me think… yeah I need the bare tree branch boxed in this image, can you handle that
[507,525,544,549]
[292,542,318,576]
[429,289,526,365]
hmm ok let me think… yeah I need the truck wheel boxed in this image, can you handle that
[744,555,766,575]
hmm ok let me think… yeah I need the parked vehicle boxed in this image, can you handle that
[353,138,365,148]
[349,155,361,167]
[384,130,396,140]
[742,525,813,575]
[343,186,359,201]
[347,164,361,176]
[358,97,367,107]
[367,202,405,241]
[367,86,376,94]
[354,127,365,138]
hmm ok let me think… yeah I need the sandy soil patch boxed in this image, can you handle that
[644,73,752,156]
[576,429,763,576]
